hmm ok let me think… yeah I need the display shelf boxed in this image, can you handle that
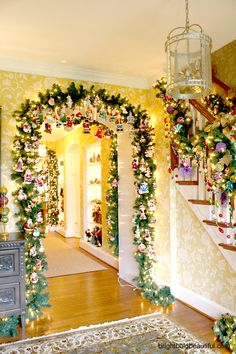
[84,142,102,248]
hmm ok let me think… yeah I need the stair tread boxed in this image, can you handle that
[176,181,198,185]
[188,199,213,205]
[203,219,232,228]
[219,243,236,252]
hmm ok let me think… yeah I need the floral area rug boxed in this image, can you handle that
[0,312,220,353]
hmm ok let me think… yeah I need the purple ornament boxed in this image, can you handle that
[215,142,227,152]
[167,106,175,114]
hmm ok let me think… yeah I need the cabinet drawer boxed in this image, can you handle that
[0,249,20,276]
[0,282,20,311]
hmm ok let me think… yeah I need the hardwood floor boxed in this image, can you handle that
[0,235,230,353]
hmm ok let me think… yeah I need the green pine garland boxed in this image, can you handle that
[213,313,236,352]
[154,78,236,197]
[0,315,19,337]
[7,82,174,336]
[46,149,60,226]
[106,134,119,256]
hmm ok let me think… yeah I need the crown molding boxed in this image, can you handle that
[0,58,151,89]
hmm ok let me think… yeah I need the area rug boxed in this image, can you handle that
[43,233,106,277]
[0,313,220,353]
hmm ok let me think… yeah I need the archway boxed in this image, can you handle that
[10,82,174,326]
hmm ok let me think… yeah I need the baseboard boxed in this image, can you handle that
[172,283,236,319]
[80,239,119,269]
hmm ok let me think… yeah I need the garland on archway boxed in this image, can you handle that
[46,149,60,227]
[106,134,119,256]
[4,82,174,336]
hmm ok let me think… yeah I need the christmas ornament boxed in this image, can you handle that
[138,243,146,253]
[36,259,43,271]
[145,168,152,178]
[116,117,123,132]
[138,158,146,172]
[44,123,52,134]
[66,95,73,108]
[18,188,27,200]
[64,117,73,131]
[215,142,227,152]
[29,247,37,257]
[95,126,103,139]
[83,119,90,134]
[15,158,24,172]
[139,181,149,194]
[132,159,138,171]
[104,129,111,138]
[36,211,44,224]
[24,169,33,184]
[139,204,147,220]
[48,97,55,106]
[33,228,40,237]
[99,107,107,121]
[24,141,31,152]
[112,179,118,188]
[22,122,31,133]
[24,218,34,231]
[127,112,134,124]
[30,272,39,284]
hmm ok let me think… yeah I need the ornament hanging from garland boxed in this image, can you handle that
[8,82,175,337]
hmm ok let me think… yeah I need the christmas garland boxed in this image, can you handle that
[106,134,119,256]
[46,149,60,227]
[4,82,174,336]
[213,313,236,352]
[154,78,236,198]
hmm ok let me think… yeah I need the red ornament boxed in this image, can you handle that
[218,227,224,234]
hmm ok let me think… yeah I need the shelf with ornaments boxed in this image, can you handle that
[84,142,102,249]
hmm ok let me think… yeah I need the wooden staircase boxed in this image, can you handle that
[171,75,236,271]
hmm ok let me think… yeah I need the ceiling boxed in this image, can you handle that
[0,0,235,89]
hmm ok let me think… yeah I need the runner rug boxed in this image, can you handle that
[0,313,220,353]
[43,233,106,277]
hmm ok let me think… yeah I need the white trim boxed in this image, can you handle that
[0,58,150,89]
[80,239,118,269]
[172,283,236,319]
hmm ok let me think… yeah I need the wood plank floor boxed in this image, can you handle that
[0,235,230,353]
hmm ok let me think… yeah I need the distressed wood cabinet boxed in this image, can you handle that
[0,233,26,332]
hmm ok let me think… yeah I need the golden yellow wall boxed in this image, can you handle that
[212,40,236,89]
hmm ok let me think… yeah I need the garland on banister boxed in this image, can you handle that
[213,313,236,352]
[106,134,119,256]
[46,149,60,227]
[4,82,175,337]
[154,78,236,198]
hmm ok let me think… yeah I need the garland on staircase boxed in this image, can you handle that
[46,149,60,227]
[154,78,236,198]
[154,77,236,351]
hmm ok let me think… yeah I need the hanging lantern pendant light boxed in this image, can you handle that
[165,0,212,100]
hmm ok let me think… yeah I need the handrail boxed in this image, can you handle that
[189,99,215,123]
[212,74,231,95]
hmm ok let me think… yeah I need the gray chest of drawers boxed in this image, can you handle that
[0,232,26,332]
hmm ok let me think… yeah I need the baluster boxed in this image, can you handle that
[197,159,205,200]
[190,105,196,135]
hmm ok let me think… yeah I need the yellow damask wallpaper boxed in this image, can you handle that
[176,190,236,312]
[212,40,236,89]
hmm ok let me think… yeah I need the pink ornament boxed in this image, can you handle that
[22,122,31,133]
[138,244,146,253]
[167,106,175,114]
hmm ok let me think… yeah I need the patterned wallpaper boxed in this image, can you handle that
[176,190,236,312]
[212,40,236,89]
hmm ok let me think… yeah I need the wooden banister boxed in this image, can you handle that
[212,74,231,95]
[189,99,215,123]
